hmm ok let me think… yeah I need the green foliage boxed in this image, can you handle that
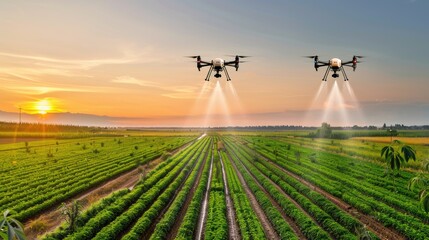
[0,136,194,222]
[60,201,82,231]
[381,140,416,171]
[0,210,27,240]
[408,173,429,213]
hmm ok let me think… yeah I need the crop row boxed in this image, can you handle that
[229,137,380,239]
[175,146,213,240]
[224,138,357,239]
[48,136,209,240]
[1,136,194,220]
[138,138,211,240]
[76,137,210,240]
[244,136,429,239]
[204,147,228,240]
[226,140,313,239]
[219,151,266,240]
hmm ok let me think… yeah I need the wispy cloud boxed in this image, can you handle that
[111,75,199,99]
[111,76,159,88]
[4,86,100,95]
[0,52,140,70]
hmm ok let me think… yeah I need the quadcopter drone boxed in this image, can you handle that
[186,55,249,81]
[305,55,364,81]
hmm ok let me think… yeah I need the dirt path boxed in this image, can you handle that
[227,151,280,240]
[219,152,240,240]
[243,141,406,240]
[227,148,306,240]
[196,153,213,240]
[24,138,198,240]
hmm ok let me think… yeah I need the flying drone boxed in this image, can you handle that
[305,55,364,81]
[186,55,249,81]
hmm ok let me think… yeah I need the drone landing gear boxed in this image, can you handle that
[340,66,349,81]
[205,66,214,81]
[322,66,331,81]
[222,66,232,81]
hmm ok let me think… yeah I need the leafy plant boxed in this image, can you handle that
[60,200,82,231]
[381,140,416,171]
[0,210,27,240]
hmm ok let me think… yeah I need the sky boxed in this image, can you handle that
[0,0,428,127]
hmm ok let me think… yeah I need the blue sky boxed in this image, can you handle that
[0,0,428,126]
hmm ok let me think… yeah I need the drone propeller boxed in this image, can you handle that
[303,55,318,59]
[354,55,365,58]
[185,55,200,59]
[226,55,251,58]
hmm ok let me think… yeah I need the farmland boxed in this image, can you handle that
[1,130,429,239]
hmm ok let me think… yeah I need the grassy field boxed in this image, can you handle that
[1,127,429,239]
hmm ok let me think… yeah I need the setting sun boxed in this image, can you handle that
[35,99,52,115]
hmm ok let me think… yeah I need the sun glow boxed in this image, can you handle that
[34,99,52,115]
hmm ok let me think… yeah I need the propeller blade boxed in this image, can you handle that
[226,55,251,58]
[185,55,200,59]
[354,55,365,58]
[303,55,318,59]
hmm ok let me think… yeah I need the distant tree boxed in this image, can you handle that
[382,123,387,129]
[0,210,27,240]
[316,122,332,138]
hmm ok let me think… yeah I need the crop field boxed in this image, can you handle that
[0,135,195,221]
[1,131,429,240]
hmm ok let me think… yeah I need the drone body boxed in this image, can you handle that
[306,55,363,81]
[187,55,248,81]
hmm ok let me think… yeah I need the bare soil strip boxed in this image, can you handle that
[245,141,406,240]
[219,152,240,240]
[196,154,213,240]
[227,152,280,240]
[24,138,197,240]
[228,149,306,239]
